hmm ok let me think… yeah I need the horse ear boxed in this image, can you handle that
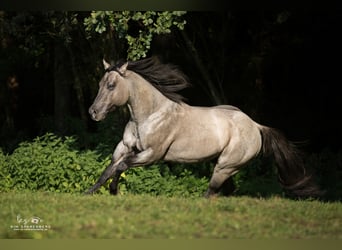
[118,62,128,76]
[103,59,111,70]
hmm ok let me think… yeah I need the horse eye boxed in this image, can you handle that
[107,82,115,90]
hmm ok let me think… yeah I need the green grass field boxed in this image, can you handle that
[1,191,341,239]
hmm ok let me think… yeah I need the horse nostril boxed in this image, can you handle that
[89,107,97,119]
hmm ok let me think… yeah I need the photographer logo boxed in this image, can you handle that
[10,214,51,231]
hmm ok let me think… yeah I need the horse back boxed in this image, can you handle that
[214,105,241,112]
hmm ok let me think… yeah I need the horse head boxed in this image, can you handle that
[89,60,130,121]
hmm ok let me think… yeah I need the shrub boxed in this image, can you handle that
[0,149,13,191]
[232,157,283,197]
[119,164,209,197]
[0,133,209,197]
[3,133,339,199]
[0,133,110,194]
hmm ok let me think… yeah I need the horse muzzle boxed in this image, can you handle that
[89,106,103,121]
[89,105,116,121]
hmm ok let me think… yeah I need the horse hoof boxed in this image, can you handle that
[204,188,219,198]
[84,188,95,195]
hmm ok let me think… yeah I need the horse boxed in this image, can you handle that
[86,56,321,198]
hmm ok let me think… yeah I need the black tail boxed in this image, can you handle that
[260,126,323,198]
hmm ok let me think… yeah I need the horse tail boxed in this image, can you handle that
[259,126,323,198]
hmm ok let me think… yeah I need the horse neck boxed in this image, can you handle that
[127,72,174,123]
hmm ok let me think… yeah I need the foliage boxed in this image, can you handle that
[0,149,12,191]
[1,132,341,199]
[84,11,186,60]
[232,157,283,197]
[0,133,208,197]
[0,12,80,65]
[119,165,208,197]
[37,112,125,156]
[0,133,110,194]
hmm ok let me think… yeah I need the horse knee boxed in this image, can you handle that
[116,161,129,172]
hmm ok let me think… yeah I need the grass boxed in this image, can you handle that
[0,191,341,239]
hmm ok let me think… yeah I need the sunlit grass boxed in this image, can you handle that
[1,191,341,239]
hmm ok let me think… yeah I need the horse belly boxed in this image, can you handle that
[164,131,225,163]
[163,106,231,163]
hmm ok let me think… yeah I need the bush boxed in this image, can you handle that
[119,164,209,197]
[0,133,209,197]
[232,157,283,197]
[0,133,110,194]
[3,133,339,199]
[0,149,13,191]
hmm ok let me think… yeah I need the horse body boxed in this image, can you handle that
[86,57,321,198]
[162,104,261,164]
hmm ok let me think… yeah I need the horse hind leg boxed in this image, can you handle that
[205,147,246,198]
[205,165,239,198]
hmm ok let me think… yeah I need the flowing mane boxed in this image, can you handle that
[112,57,191,103]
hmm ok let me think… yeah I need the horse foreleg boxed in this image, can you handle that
[109,170,122,195]
[108,148,156,195]
[108,161,129,195]
[85,141,132,195]
[85,160,116,195]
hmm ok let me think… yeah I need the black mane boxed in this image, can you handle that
[113,57,191,103]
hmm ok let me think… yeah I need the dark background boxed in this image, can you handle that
[1,11,341,154]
